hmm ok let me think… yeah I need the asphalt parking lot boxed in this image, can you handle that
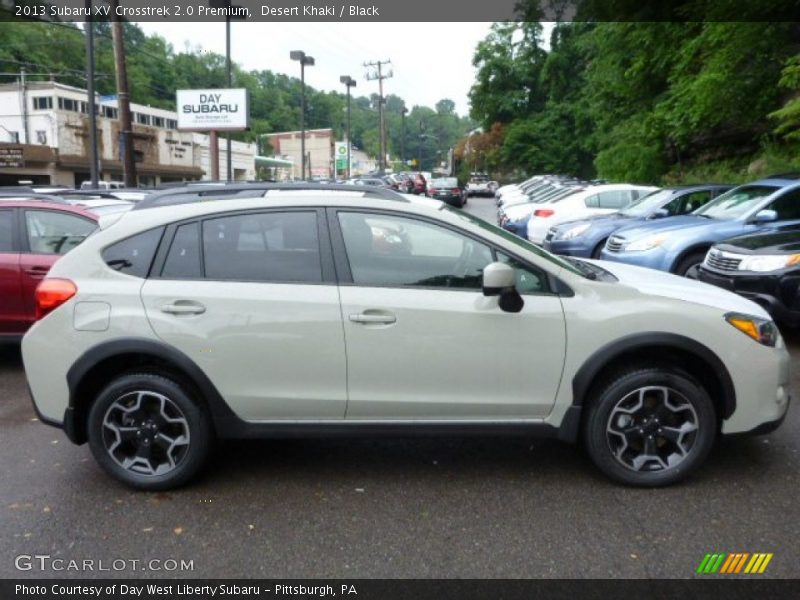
[1,196,798,579]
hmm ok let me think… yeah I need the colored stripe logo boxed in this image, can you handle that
[697,553,773,574]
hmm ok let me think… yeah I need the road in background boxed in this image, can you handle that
[1,195,798,578]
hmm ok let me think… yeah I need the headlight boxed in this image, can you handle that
[738,253,800,272]
[556,222,591,240]
[625,234,669,252]
[725,313,779,347]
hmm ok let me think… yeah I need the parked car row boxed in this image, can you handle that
[496,173,800,327]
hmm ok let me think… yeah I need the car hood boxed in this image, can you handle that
[587,259,770,318]
[717,230,800,255]
[558,213,637,228]
[611,215,720,240]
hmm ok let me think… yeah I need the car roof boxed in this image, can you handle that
[133,182,408,210]
[0,199,98,218]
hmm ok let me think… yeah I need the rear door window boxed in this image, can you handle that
[24,210,96,255]
[162,222,202,279]
[202,211,322,283]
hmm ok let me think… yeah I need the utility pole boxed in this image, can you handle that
[364,59,392,173]
[85,0,99,189]
[111,0,137,187]
[20,68,29,144]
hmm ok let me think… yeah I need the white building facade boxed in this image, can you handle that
[0,81,256,187]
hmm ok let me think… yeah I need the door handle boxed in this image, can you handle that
[23,266,49,278]
[160,302,206,315]
[349,312,396,324]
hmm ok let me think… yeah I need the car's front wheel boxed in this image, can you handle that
[583,366,716,486]
[675,251,707,276]
[87,373,212,490]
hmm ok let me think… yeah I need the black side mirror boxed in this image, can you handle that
[498,289,524,313]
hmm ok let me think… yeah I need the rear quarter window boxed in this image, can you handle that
[102,227,164,278]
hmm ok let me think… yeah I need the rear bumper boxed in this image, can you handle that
[27,383,82,443]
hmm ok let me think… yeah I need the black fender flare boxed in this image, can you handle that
[65,337,240,435]
[570,332,736,419]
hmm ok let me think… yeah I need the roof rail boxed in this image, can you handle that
[0,192,69,204]
[133,182,409,210]
[765,172,800,180]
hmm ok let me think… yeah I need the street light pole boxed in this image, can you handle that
[339,75,356,180]
[291,50,315,180]
[400,105,407,166]
[225,14,231,181]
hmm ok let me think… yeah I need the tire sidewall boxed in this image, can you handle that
[584,368,716,487]
[677,251,707,276]
[87,373,211,490]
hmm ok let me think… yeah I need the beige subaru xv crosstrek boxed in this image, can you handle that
[22,184,791,490]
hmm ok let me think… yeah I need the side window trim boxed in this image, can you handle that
[327,207,555,295]
[150,208,336,284]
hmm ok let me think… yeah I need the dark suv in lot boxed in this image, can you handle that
[693,228,800,327]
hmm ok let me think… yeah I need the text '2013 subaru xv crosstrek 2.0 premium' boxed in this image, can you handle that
[21,184,791,490]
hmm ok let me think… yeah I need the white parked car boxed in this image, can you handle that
[21,183,790,490]
[526,184,659,245]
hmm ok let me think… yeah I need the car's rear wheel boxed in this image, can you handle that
[87,373,212,490]
[583,366,716,487]
[675,251,707,276]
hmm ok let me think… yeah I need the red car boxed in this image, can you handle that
[0,199,98,341]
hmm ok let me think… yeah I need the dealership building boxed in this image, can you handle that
[264,128,334,180]
[0,81,257,187]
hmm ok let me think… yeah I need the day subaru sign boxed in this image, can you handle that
[176,88,249,131]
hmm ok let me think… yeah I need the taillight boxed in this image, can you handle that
[534,209,555,218]
[35,278,77,320]
[452,188,460,194]
[429,188,438,195]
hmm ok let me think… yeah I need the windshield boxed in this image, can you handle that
[444,207,584,277]
[621,189,670,216]
[693,185,779,220]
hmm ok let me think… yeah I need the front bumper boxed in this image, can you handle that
[728,394,790,437]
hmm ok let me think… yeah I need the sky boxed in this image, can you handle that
[137,22,496,117]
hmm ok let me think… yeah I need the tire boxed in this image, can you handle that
[583,365,716,487]
[87,372,212,490]
[591,239,607,259]
[675,251,707,277]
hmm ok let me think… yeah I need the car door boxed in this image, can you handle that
[19,209,97,327]
[0,208,25,336]
[331,209,567,419]
[140,209,347,421]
